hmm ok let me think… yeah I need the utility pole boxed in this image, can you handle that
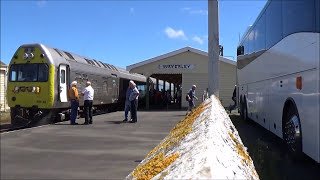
[208,0,219,97]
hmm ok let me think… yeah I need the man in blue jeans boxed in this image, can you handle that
[68,81,79,125]
[186,85,198,115]
[129,82,139,123]
[123,81,134,122]
[81,81,95,124]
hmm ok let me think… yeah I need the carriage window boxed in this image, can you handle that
[60,70,65,84]
[103,81,108,94]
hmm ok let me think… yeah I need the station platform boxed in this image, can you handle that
[0,111,185,179]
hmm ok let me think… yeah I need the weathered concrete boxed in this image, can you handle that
[0,111,185,179]
[126,96,258,180]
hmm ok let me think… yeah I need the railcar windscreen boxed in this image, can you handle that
[9,64,49,82]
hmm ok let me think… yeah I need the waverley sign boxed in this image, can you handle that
[159,64,195,69]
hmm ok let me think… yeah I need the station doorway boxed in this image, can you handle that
[149,74,182,110]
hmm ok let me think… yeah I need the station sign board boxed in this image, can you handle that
[159,64,195,69]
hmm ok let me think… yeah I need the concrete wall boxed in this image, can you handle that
[126,96,259,180]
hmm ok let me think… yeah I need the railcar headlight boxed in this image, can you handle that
[23,53,34,60]
[28,53,34,59]
[20,86,26,92]
[13,86,19,93]
[35,87,40,93]
[23,53,29,60]
[27,86,33,92]
[31,87,36,93]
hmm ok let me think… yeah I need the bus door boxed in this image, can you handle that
[59,65,68,102]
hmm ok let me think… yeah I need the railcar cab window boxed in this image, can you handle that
[9,64,49,82]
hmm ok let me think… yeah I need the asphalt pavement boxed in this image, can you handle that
[229,112,320,180]
[0,111,185,180]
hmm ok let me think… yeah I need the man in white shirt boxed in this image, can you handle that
[129,82,139,123]
[81,81,94,124]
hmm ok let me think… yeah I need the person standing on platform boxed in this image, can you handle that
[186,85,198,115]
[81,81,94,125]
[202,88,209,102]
[129,82,139,123]
[68,81,79,125]
[123,80,134,122]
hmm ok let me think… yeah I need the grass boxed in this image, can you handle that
[0,111,11,125]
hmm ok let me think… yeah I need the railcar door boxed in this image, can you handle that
[59,65,68,102]
[110,74,118,103]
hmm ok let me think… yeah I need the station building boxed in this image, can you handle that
[0,61,9,112]
[126,47,237,109]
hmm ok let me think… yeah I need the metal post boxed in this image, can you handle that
[163,80,166,91]
[146,77,150,110]
[156,78,159,91]
[208,0,219,97]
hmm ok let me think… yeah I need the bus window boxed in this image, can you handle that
[282,0,315,37]
[266,0,283,49]
[254,14,266,52]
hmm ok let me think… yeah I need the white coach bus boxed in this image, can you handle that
[237,0,320,163]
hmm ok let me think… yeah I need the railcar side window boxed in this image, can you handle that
[10,65,17,81]
[61,70,65,84]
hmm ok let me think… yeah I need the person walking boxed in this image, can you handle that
[229,85,237,113]
[186,85,198,115]
[129,82,139,123]
[123,80,134,122]
[81,81,94,124]
[202,88,209,102]
[68,81,79,125]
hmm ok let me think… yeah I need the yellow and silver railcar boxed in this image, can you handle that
[7,43,147,127]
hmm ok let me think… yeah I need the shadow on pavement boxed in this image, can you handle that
[229,113,320,180]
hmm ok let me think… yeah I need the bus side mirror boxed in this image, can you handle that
[219,45,223,56]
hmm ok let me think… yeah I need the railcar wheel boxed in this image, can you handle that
[10,108,24,127]
[283,106,302,156]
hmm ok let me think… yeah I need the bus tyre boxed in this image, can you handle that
[283,106,302,158]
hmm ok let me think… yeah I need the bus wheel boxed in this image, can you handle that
[283,106,302,156]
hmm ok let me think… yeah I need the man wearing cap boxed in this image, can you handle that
[186,85,198,115]
[68,81,79,125]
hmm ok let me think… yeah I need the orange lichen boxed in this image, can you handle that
[132,102,210,180]
[228,132,251,165]
[133,152,180,180]
[146,102,210,158]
